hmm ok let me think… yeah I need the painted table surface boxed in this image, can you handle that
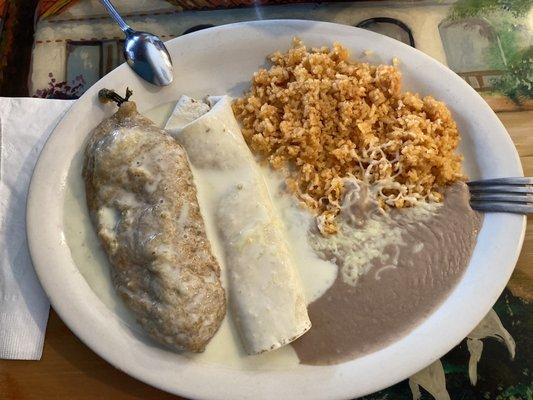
[0,111,531,400]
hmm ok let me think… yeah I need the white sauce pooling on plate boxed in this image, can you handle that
[187,167,300,368]
[262,168,337,303]
[187,165,336,367]
[63,153,139,328]
[62,100,337,369]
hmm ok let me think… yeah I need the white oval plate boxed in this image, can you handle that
[27,20,525,400]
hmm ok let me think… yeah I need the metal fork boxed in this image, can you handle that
[468,177,533,214]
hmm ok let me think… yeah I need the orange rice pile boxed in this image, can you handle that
[232,39,464,234]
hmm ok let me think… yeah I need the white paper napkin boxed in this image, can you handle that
[0,97,74,360]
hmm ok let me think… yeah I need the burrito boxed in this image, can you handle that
[165,96,311,354]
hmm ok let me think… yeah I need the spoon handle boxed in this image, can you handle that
[100,0,131,33]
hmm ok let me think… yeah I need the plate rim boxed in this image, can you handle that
[26,19,526,400]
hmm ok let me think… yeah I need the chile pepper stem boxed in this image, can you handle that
[98,87,133,106]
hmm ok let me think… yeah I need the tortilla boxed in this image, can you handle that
[165,96,311,354]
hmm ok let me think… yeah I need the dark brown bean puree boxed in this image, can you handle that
[292,183,482,365]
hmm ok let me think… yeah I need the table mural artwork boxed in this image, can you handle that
[0,1,531,399]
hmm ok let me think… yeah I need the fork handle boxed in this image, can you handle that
[470,202,533,214]
[468,177,533,186]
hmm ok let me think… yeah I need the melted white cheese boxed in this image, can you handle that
[310,188,439,287]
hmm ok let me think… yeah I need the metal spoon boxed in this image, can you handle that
[100,0,173,86]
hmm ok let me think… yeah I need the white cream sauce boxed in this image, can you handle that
[262,168,337,303]
[62,101,337,369]
[63,153,138,328]
[187,167,300,368]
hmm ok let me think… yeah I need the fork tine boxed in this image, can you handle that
[470,202,533,214]
[470,193,533,203]
[468,177,533,186]
[468,185,533,194]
